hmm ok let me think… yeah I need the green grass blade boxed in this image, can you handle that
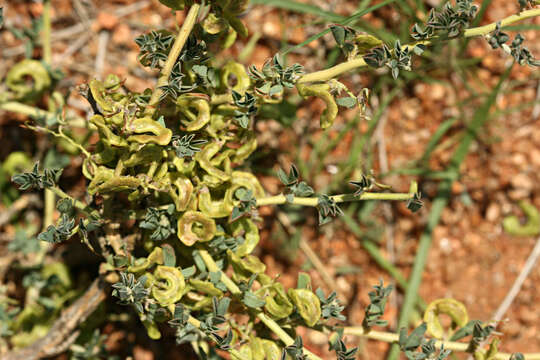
[385,65,512,360]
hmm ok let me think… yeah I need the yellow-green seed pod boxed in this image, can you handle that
[195,142,231,185]
[151,266,185,306]
[230,218,260,256]
[297,83,338,129]
[128,247,164,273]
[198,186,233,218]
[123,144,163,167]
[249,336,266,359]
[238,344,253,360]
[176,95,211,131]
[170,175,194,212]
[262,283,293,320]
[142,319,161,340]
[503,201,540,236]
[6,59,51,101]
[221,61,251,93]
[233,134,258,163]
[423,298,468,339]
[127,117,172,146]
[189,279,224,296]
[228,250,266,275]
[88,79,116,114]
[177,211,217,246]
[287,288,321,327]
[261,339,282,360]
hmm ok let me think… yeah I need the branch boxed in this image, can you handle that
[3,278,107,360]
[342,327,540,360]
[256,192,413,207]
[145,4,201,116]
[297,9,540,84]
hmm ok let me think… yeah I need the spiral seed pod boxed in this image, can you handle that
[151,266,185,306]
[6,59,51,101]
[288,288,321,327]
[229,218,259,256]
[127,117,173,146]
[128,247,164,273]
[424,298,468,339]
[176,95,211,131]
[503,201,540,236]
[297,83,338,129]
[261,339,282,360]
[177,210,217,246]
[258,283,293,320]
[221,61,251,93]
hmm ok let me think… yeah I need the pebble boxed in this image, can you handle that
[485,202,501,222]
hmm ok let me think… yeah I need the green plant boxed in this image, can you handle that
[1,1,540,359]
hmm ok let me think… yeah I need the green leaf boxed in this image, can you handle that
[243,291,266,309]
[336,97,357,108]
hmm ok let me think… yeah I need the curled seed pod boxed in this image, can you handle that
[225,171,265,205]
[151,265,185,306]
[296,83,338,129]
[95,174,142,194]
[233,133,257,163]
[170,175,194,212]
[202,13,228,35]
[228,250,266,276]
[258,283,293,320]
[261,339,282,360]
[6,59,51,101]
[288,288,322,327]
[90,115,129,148]
[123,145,163,167]
[88,79,116,114]
[198,186,233,218]
[248,337,266,359]
[503,201,540,236]
[195,142,231,185]
[176,95,211,131]
[128,247,164,273]
[238,344,253,360]
[142,319,161,340]
[221,61,251,93]
[189,278,223,296]
[424,298,468,339]
[230,218,259,256]
[127,117,173,146]
[177,210,217,246]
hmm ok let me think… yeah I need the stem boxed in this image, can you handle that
[49,186,101,219]
[145,4,201,116]
[342,327,540,360]
[0,102,58,124]
[256,192,414,207]
[297,9,540,84]
[42,0,52,64]
[197,249,323,360]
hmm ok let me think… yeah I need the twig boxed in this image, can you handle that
[297,9,540,84]
[342,327,540,360]
[3,278,107,360]
[256,192,414,207]
[95,31,110,78]
[3,1,151,58]
[145,4,201,115]
[276,212,338,294]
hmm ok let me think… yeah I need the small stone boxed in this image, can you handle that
[511,173,533,192]
[485,202,500,222]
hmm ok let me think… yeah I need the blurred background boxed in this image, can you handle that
[0,0,539,358]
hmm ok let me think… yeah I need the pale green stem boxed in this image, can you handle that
[187,316,249,360]
[42,0,52,64]
[297,9,540,84]
[0,101,57,125]
[256,192,413,207]
[343,327,540,360]
[145,4,201,116]
[49,186,100,219]
[198,250,323,360]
